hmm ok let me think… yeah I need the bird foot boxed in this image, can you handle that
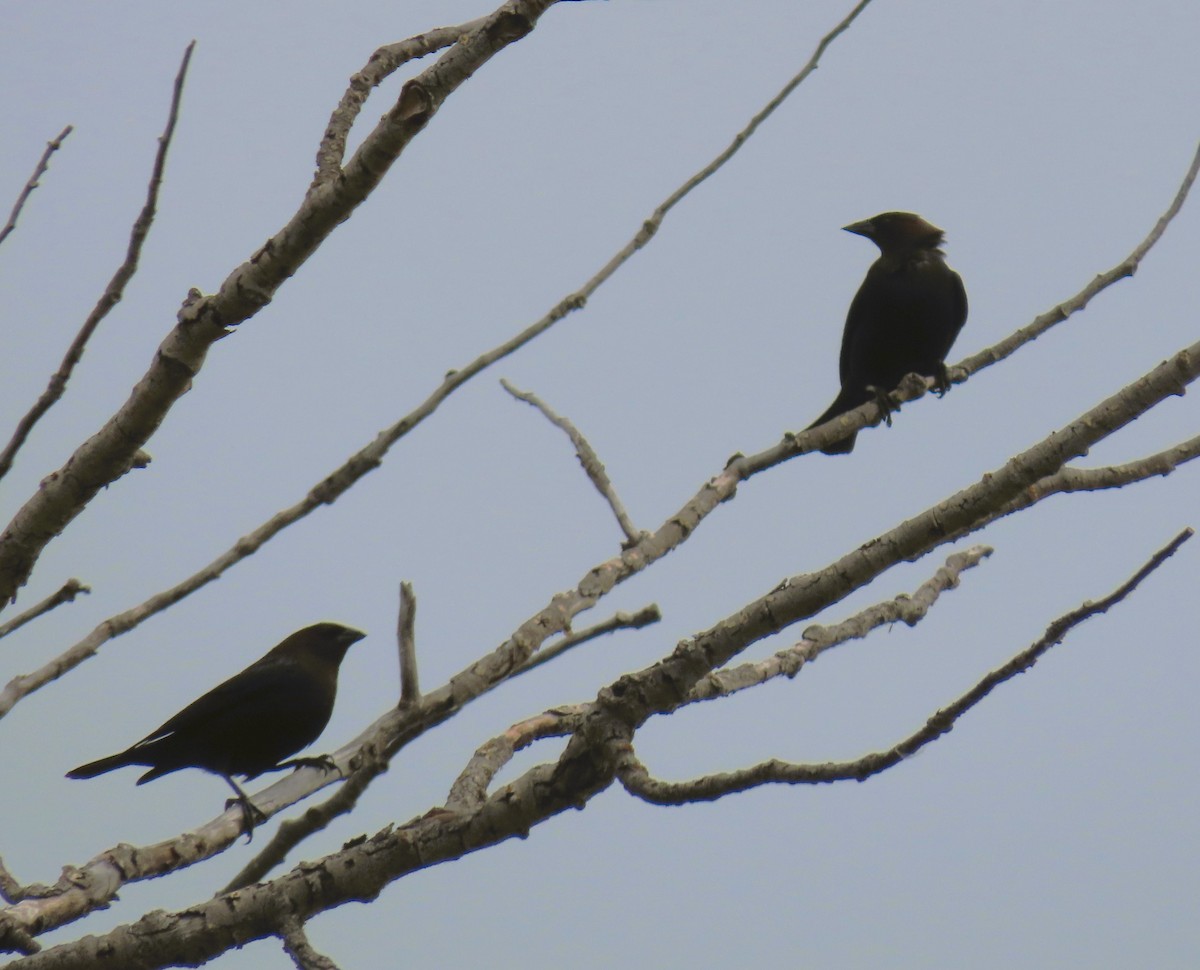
[224,792,267,843]
[865,385,896,427]
[931,362,952,397]
[278,754,340,775]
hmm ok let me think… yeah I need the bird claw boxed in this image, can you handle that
[278,754,340,776]
[865,385,896,427]
[932,363,952,397]
[224,792,267,843]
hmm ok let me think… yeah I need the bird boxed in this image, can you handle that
[67,622,366,838]
[806,211,968,454]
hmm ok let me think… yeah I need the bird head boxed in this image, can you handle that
[268,622,366,666]
[843,212,945,253]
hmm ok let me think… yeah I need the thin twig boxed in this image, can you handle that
[501,379,642,544]
[615,529,1193,805]
[514,604,661,677]
[398,581,420,704]
[0,46,194,484]
[0,579,89,642]
[0,125,72,249]
[628,0,877,240]
[959,141,1200,378]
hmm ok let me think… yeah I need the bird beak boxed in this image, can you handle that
[341,628,367,646]
[842,219,874,238]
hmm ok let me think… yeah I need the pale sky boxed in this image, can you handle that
[2,1,1198,967]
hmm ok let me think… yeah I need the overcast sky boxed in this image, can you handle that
[2,1,1198,967]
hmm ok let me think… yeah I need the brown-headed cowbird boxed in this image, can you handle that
[807,212,968,454]
[67,622,365,836]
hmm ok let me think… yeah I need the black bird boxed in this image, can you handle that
[807,211,968,454]
[67,622,365,836]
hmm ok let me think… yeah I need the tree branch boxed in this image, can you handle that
[514,604,662,678]
[397,581,420,704]
[614,529,1193,804]
[0,579,89,642]
[936,434,1200,547]
[313,17,487,186]
[445,707,583,813]
[686,546,992,705]
[0,124,72,249]
[0,859,54,907]
[4,340,1196,946]
[18,335,1186,941]
[501,379,643,544]
[0,45,192,486]
[958,141,1200,378]
[1030,436,1200,497]
[0,0,558,607]
[278,912,342,970]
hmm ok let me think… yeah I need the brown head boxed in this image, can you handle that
[843,212,945,254]
[266,622,366,670]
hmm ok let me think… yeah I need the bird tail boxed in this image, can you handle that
[806,392,858,455]
[66,750,137,780]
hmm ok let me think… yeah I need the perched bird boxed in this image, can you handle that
[807,211,968,454]
[67,622,365,837]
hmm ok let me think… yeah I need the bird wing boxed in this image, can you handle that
[134,657,319,747]
[942,267,969,359]
[837,260,893,389]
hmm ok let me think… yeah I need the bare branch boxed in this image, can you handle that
[6,531,1183,957]
[515,604,661,678]
[0,579,89,642]
[614,529,1193,805]
[445,707,583,814]
[13,341,1193,942]
[687,546,992,704]
[3,753,596,966]
[0,124,72,249]
[314,18,487,186]
[501,379,643,544]
[0,859,54,907]
[0,46,193,485]
[0,2,558,607]
[1032,435,1200,497]
[0,912,38,956]
[535,352,1200,819]
[279,914,341,970]
[938,435,1200,546]
[3,739,392,940]
[397,581,420,704]
[959,140,1200,378]
[630,0,877,238]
